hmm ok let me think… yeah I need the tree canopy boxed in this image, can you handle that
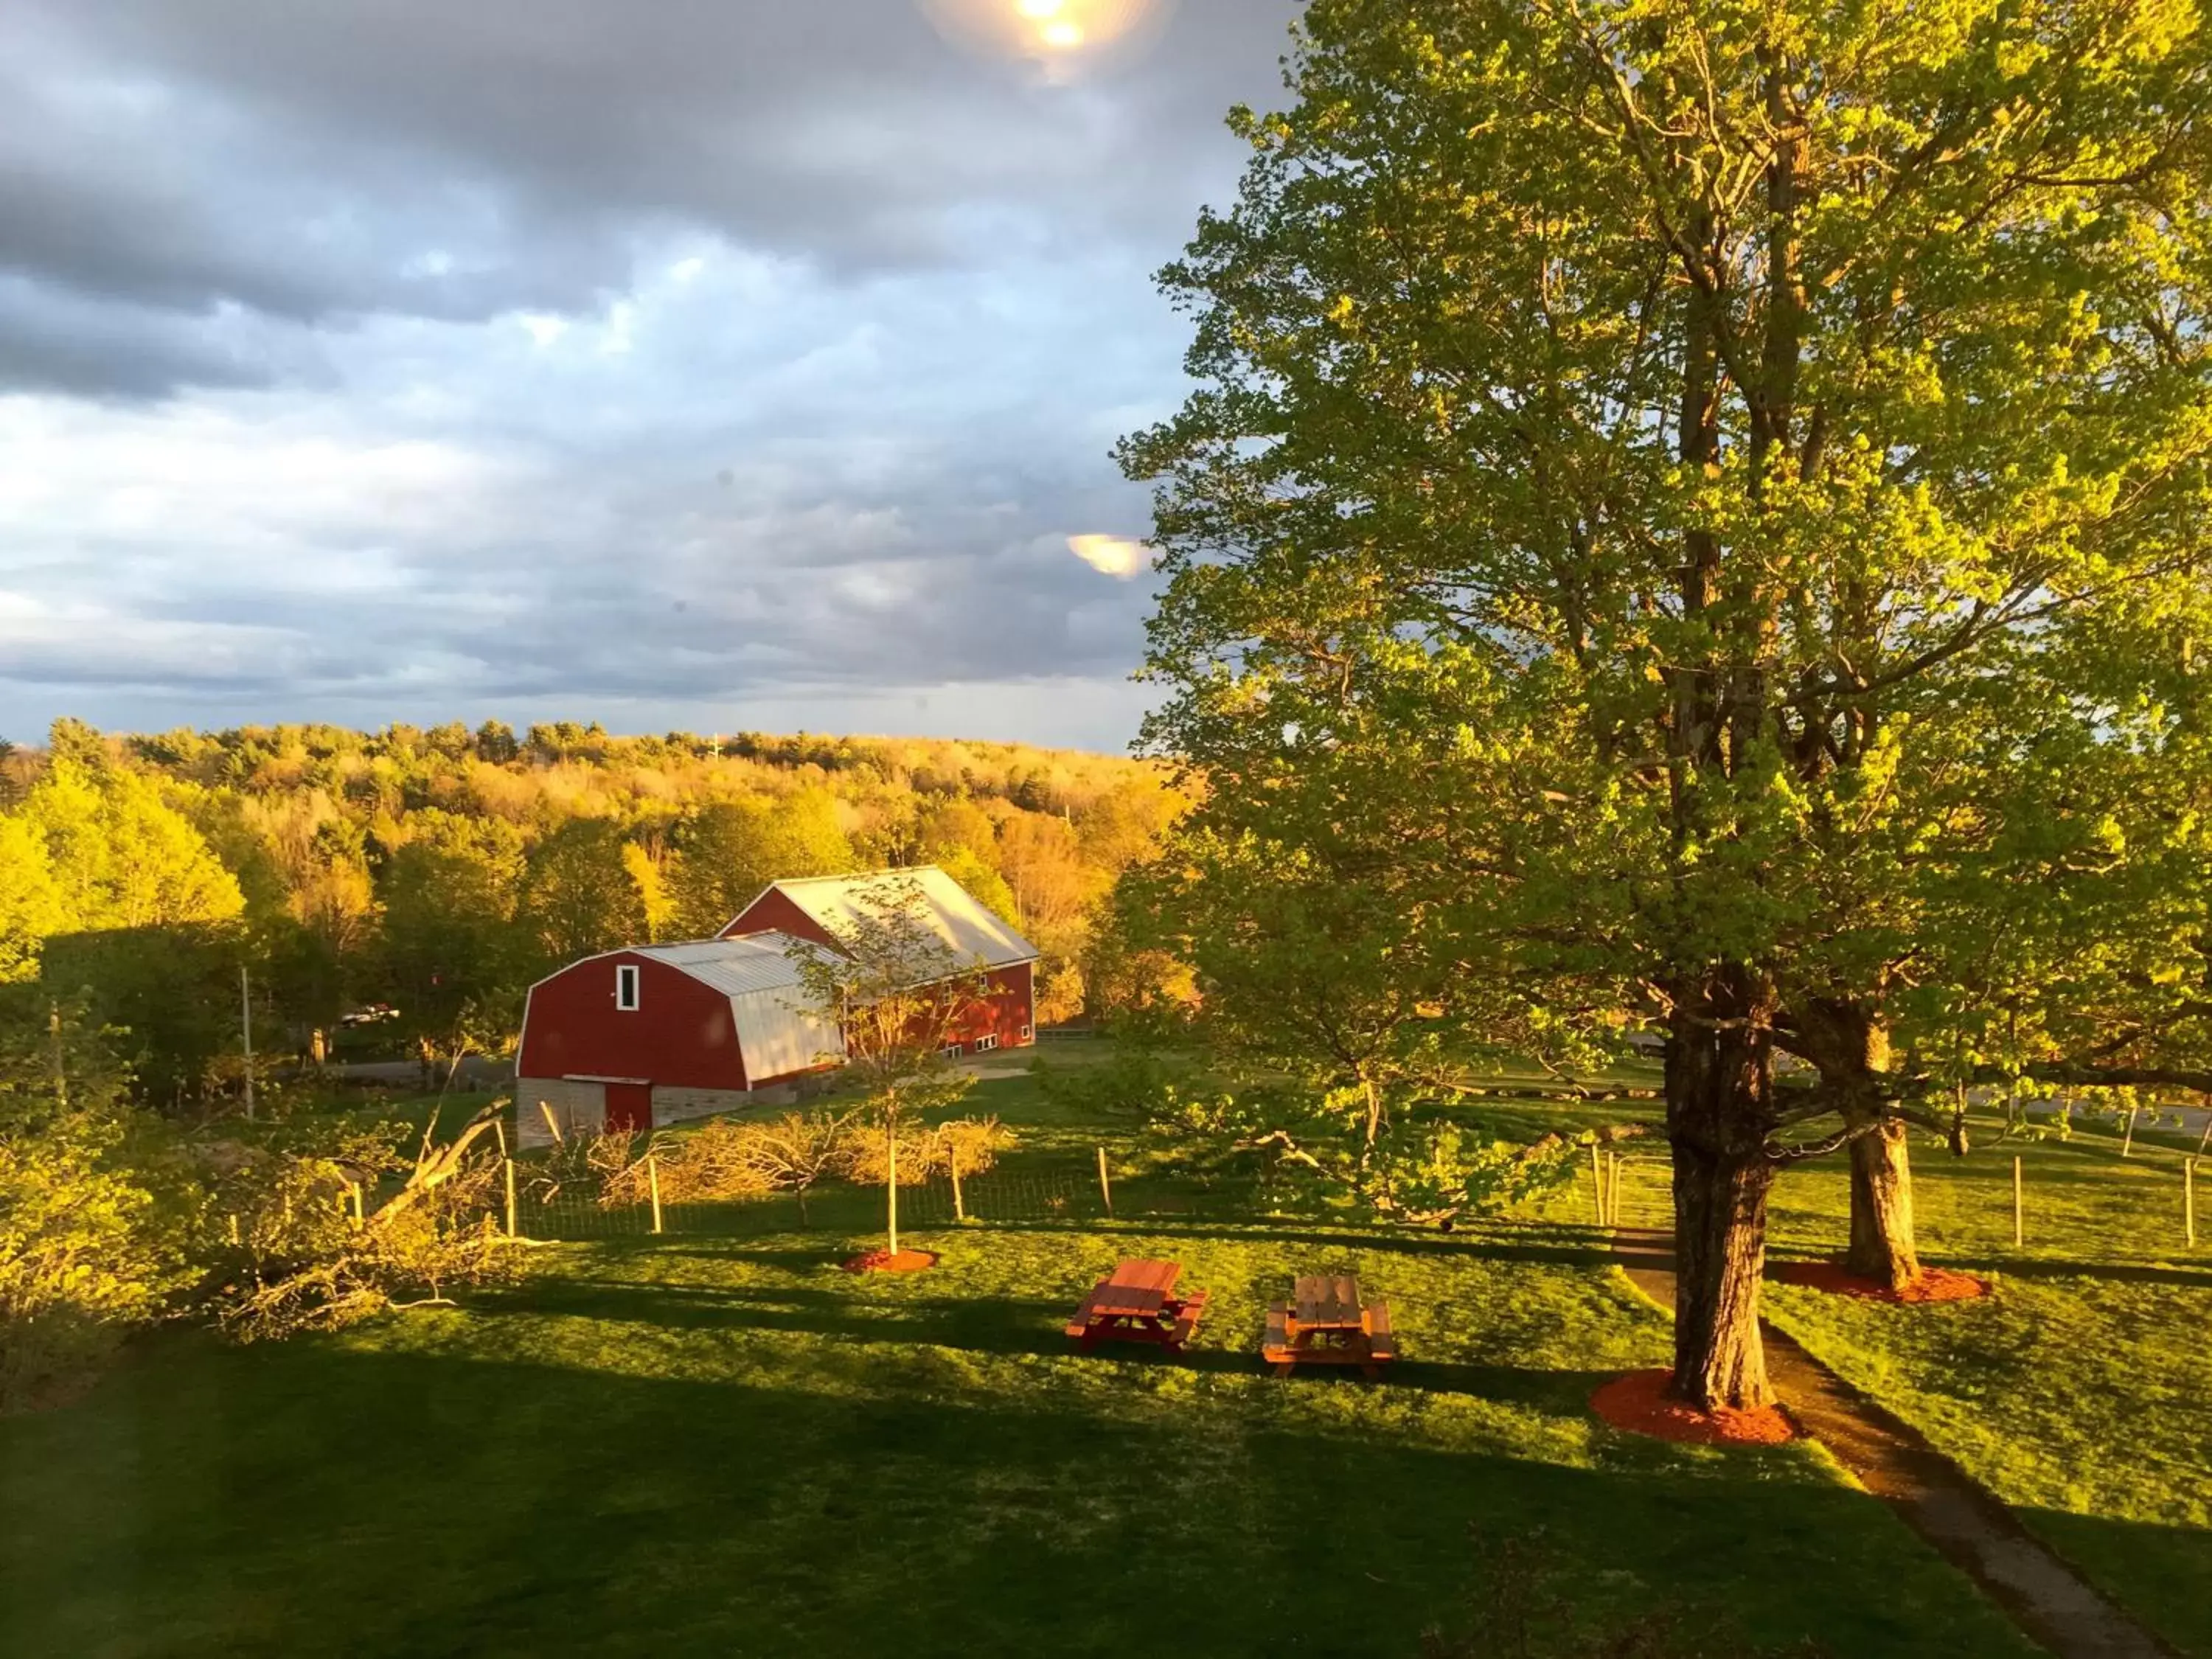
[1122,0,2212,1405]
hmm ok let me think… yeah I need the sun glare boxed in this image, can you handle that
[1068,533,1149,579]
[918,0,1175,79]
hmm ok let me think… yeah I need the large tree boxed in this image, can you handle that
[667,792,855,939]
[1124,0,2212,1407]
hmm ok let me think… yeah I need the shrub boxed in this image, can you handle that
[632,1119,775,1205]
[1035,1048,1192,1120]
[0,1001,197,1413]
[0,1115,195,1412]
[840,1116,1012,1186]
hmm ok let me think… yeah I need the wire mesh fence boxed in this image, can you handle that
[497,1121,2202,1263]
[896,1166,1107,1227]
[1523,1138,2205,1265]
[502,1156,1114,1240]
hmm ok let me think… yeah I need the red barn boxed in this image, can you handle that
[719,866,1039,1057]
[515,866,1037,1146]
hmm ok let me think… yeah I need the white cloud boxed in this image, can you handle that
[599,299,637,356]
[1067,532,1148,579]
[518,313,568,347]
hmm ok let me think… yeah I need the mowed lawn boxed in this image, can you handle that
[7,1062,2196,1658]
[0,1228,2028,1654]
[1755,1131,2212,1659]
[1565,1110,2212,1656]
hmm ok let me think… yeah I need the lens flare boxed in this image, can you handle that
[918,0,1177,80]
[1068,534,1149,579]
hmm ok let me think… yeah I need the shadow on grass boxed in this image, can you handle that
[951,1217,1621,1271]
[0,1341,2039,1659]
[2020,1507,2212,1659]
[1980,1256,2212,1290]
[483,1276,1644,1401]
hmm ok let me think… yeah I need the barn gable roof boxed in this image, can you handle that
[633,932,835,997]
[723,866,1039,970]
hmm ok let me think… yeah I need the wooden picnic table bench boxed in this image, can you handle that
[1065,1259,1208,1353]
[1262,1273,1396,1379]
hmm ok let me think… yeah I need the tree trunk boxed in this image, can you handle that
[1665,965,1778,1411]
[1670,1137,1775,1409]
[1845,1120,1919,1289]
[1796,998,1921,1290]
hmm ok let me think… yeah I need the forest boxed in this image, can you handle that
[0,717,1184,1107]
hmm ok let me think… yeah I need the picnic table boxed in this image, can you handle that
[1065,1259,1209,1353]
[1262,1273,1397,1379]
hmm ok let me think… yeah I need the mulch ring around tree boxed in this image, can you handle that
[1590,1369,1797,1446]
[1773,1261,1990,1303]
[840,1248,940,1274]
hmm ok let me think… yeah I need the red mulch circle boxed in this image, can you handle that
[1590,1369,1796,1446]
[1773,1261,1989,1303]
[840,1248,939,1274]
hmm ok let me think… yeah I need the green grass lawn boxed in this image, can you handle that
[3,1063,2197,1658]
[0,1217,2031,1658]
[1741,1127,2212,1658]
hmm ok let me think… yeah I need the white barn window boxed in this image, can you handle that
[974,1034,998,1053]
[942,1042,964,1059]
[616,964,641,1012]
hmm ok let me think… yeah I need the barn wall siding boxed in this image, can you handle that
[515,1078,605,1148]
[949,963,1035,1054]
[720,888,839,948]
[517,953,750,1092]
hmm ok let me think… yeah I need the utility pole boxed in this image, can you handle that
[240,964,255,1121]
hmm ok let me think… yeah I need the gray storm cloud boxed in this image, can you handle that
[0,0,1304,742]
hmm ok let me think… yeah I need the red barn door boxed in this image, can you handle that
[605,1082,653,1134]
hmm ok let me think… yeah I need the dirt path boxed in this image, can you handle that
[1611,1228,2174,1659]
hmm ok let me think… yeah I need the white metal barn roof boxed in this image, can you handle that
[635,932,846,1080]
[728,866,1040,970]
[636,933,836,997]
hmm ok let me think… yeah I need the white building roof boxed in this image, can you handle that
[729,866,1040,970]
[634,933,835,997]
[633,932,846,1077]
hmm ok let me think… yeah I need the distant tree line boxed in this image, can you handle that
[0,717,1186,1108]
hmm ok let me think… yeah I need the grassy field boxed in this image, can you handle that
[1543,1105,2211,1656]
[1750,1131,2211,1658]
[1,1057,2197,1657]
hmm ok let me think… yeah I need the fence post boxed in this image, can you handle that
[2013,1155,2024,1248]
[1096,1146,1114,1218]
[348,1180,364,1228]
[2121,1103,2138,1159]
[647,1154,664,1236]
[949,1143,966,1223]
[887,1124,900,1256]
[2187,1158,2197,1249]
[1608,1152,1623,1226]
[504,1158,518,1239]
[1590,1144,1606,1227]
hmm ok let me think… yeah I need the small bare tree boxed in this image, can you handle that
[786,873,992,1254]
[737,1110,853,1227]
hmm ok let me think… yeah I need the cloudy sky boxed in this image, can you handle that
[0,0,1303,752]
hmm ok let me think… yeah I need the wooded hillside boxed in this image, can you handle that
[0,718,1183,1106]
